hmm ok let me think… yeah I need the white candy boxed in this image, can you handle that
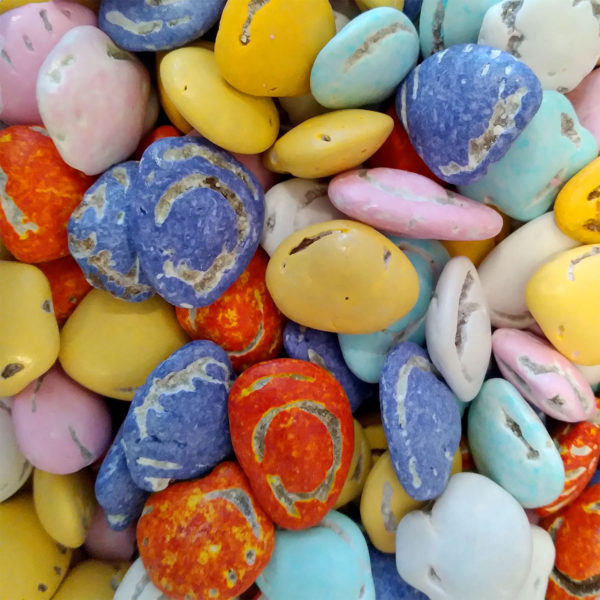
[576,363,600,387]
[514,526,555,600]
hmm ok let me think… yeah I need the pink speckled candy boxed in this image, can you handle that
[566,68,600,150]
[0,1,96,125]
[328,167,503,240]
[36,25,150,175]
[492,328,597,422]
[83,506,137,562]
[11,364,112,474]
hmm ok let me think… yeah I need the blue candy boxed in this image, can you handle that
[68,161,154,302]
[122,340,235,492]
[379,342,461,501]
[396,44,543,185]
[403,0,423,22]
[368,545,428,600]
[130,136,265,308]
[98,0,226,51]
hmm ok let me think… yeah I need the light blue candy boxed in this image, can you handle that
[459,91,597,221]
[338,238,449,383]
[256,510,375,600]
[419,0,501,57]
[311,7,419,108]
[467,378,565,508]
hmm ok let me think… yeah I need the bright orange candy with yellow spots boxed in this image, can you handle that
[176,248,285,372]
[228,358,354,529]
[0,126,95,263]
[137,461,274,600]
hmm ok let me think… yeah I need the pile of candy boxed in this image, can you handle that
[1,0,600,598]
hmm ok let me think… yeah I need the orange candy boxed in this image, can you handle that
[0,126,95,263]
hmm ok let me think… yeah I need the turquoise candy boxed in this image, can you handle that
[338,238,449,383]
[256,510,375,600]
[467,378,565,509]
[419,0,501,57]
[459,91,597,221]
[310,7,419,109]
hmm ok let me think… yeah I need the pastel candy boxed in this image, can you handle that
[37,25,151,175]
[478,212,579,329]
[310,7,419,108]
[0,0,97,124]
[478,0,600,92]
[328,168,503,240]
[379,342,462,500]
[368,546,428,600]
[130,136,265,307]
[492,328,597,421]
[467,378,565,508]
[113,558,165,600]
[459,90,597,221]
[51,560,128,600]
[514,526,554,600]
[68,160,154,302]
[425,256,491,402]
[83,506,137,561]
[395,472,533,600]
[397,43,543,185]
[98,0,226,51]
[255,510,375,600]
[567,68,600,148]
[122,341,234,492]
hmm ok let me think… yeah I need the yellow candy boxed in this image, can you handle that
[0,493,71,600]
[554,156,600,244]
[334,420,373,508]
[215,0,336,97]
[264,109,393,178]
[0,261,59,397]
[59,290,189,400]
[279,93,329,126]
[266,220,419,334]
[52,560,129,600]
[159,46,279,154]
[33,469,96,548]
[156,52,193,134]
[526,244,600,365]
[355,0,404,10]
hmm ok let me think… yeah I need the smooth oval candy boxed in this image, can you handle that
[59,289,189,401]
[526,244,600,365]
[468,378,565,508]
[514,526,555,600]
[0,260,59,397]
[266,220,419,334]
[114,558,166,600]
[52,560,129,600]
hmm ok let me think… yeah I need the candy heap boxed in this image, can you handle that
[1,0,600,599]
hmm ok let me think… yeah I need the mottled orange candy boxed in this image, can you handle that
[0,126,95,263]
[37,256,92,326]
[228,358,354,529]
[137,461,274,600]
[176,248,285,372]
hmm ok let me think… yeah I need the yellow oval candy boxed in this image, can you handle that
[156,52,193,134]
[0,261,59,396]
[554,156,600,244]
[266,220,419,334]
[526,244,600,365]
[59,290,189,400]
[263,109,393,178]
[0,493,71,600]
[279,94,329,126]
[215,0,336,97]
[33,468,96,548]
[334,420,372,508]
[159,46,279,154]
[357,412,388,463]
[356,0,404,10]
[52,560,129,600]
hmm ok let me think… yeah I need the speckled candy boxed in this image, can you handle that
[68,160,154,302]
[137,461,275,600]
[122,340,235,492]
[379,342,462,500]
[228,358,354,529]
[130,136,264,308]
[397,43,543,185]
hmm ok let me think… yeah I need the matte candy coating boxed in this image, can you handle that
[567,68,600,148]
[266,220,419,334]
[51,560,129,600]
[369,545,428,600]
[228,359,354,529]
[0,397,31,502]
[113,558,166,600]
[83,506,137,561]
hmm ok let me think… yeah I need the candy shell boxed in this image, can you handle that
[83,506,137,561]
[113,558,165,600]
[51,560,129,600]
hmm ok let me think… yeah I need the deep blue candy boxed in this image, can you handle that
[403,0,423,22]
[369,545,428,600]
[379,342,461,501]
[68,161,153,302]
[283,321,376,412]
[130,135,265,308]
[98,0,226,51]
[396,44,543,185]
[94,426,149,531]
[121,340,235,492]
